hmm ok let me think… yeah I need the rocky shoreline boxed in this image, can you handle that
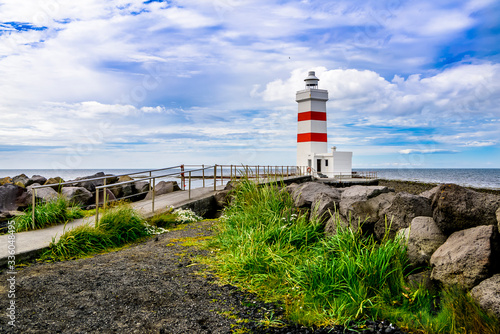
[279,179,500,322]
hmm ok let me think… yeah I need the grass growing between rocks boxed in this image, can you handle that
[14,196,84,232]
[208,180,500,333]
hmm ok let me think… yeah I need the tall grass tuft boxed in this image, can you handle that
[45,224,114,260]
[45,204,150,261]
[96,206,149,245]
[14,196,84,232]
[209,179,500,333]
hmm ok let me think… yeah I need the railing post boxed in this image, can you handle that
[188,171,192,199]
[32,189,36,226]
[149,171,152,192]
[230,164,233,181]
[103,178,107,210]
[202,164,205,188]
[213,165,217,191]
[181,164,185,190]
[220,165,223,185]
[152,177,156,213]
[95,188,99,224]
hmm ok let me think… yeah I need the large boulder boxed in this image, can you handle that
[339,185,393,218]
[145,181,179,200]
[290,182,342,208]
[0,184,30,212]
[61,187,93,206]
[430,225,500,289]
[431,184,500,235]
[399,216,447,267]
[12,174,29,187]
[214,190,231,208]
[26,175,47,187]
[0,177,12,185]
[73,172,117,193]
[110,175,136,199]
[419,185,441,200]
[374,192,432,239]
[43,177,65,191]
[497,207,500,233]
[311,192,339,223]
[95,189,116,205]
[471,274,500,321]
[27,183,59,202]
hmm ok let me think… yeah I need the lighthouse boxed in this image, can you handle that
[296,71,352,177]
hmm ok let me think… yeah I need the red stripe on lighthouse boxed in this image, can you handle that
[297,133,327,142]
[298,111,327,122]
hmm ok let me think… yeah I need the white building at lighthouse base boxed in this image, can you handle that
[300,146,353,178]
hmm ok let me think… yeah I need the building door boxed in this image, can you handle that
[316,159,321,172]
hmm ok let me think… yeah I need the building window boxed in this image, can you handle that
[325,159,328,167]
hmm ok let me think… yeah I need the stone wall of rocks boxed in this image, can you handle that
[284,181,500,320]
[0,172,181,220]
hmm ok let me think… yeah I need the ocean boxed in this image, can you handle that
[0,168,499,190]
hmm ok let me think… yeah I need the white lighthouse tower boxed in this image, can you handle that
[296,71,353,177]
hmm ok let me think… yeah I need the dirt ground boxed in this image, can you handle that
[0,221,283,334]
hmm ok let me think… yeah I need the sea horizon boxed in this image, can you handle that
[1,167,499,190]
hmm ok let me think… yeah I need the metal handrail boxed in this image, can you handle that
[29,165,184,224]
[28,164,301,226]
[95,165,216,223]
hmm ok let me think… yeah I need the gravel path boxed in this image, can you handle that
[1,221,408,334]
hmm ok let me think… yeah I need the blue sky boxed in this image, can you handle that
[0,0,499,169]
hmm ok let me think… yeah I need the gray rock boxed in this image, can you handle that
[324,212,354,236]
[431,183,500,235]
[471,274,500,321]
[430,225,499,289]
[290,182,342,208]
[349,192,396,227]
[407,270,434,290]
[375,192,432,239]
[26,175,47,187]
[43,177,65,191]
[419,185,441,200]
[339,185,393,218]
[214,190,231,208]
[497,207,500,233]
[73,172,117,193]
[145,181,179,200]
[0,184,30,212]
[134,180,150,194]
[95,189,116,205]
[61,187,93,205]
[12,174,29,187]
[311,192,339,223]
[403,216,447,267]
[109,175,136,199]
[27,183,59,202]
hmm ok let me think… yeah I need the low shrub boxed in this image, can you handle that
[96,206,149,245]
[14,196,84,232]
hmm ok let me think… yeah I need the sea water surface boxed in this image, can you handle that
[1,168,499,190]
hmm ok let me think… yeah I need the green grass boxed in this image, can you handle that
[45,205,150,261]
[208,179,500,333]
[14,196,84,232]
[147,211,178,228]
